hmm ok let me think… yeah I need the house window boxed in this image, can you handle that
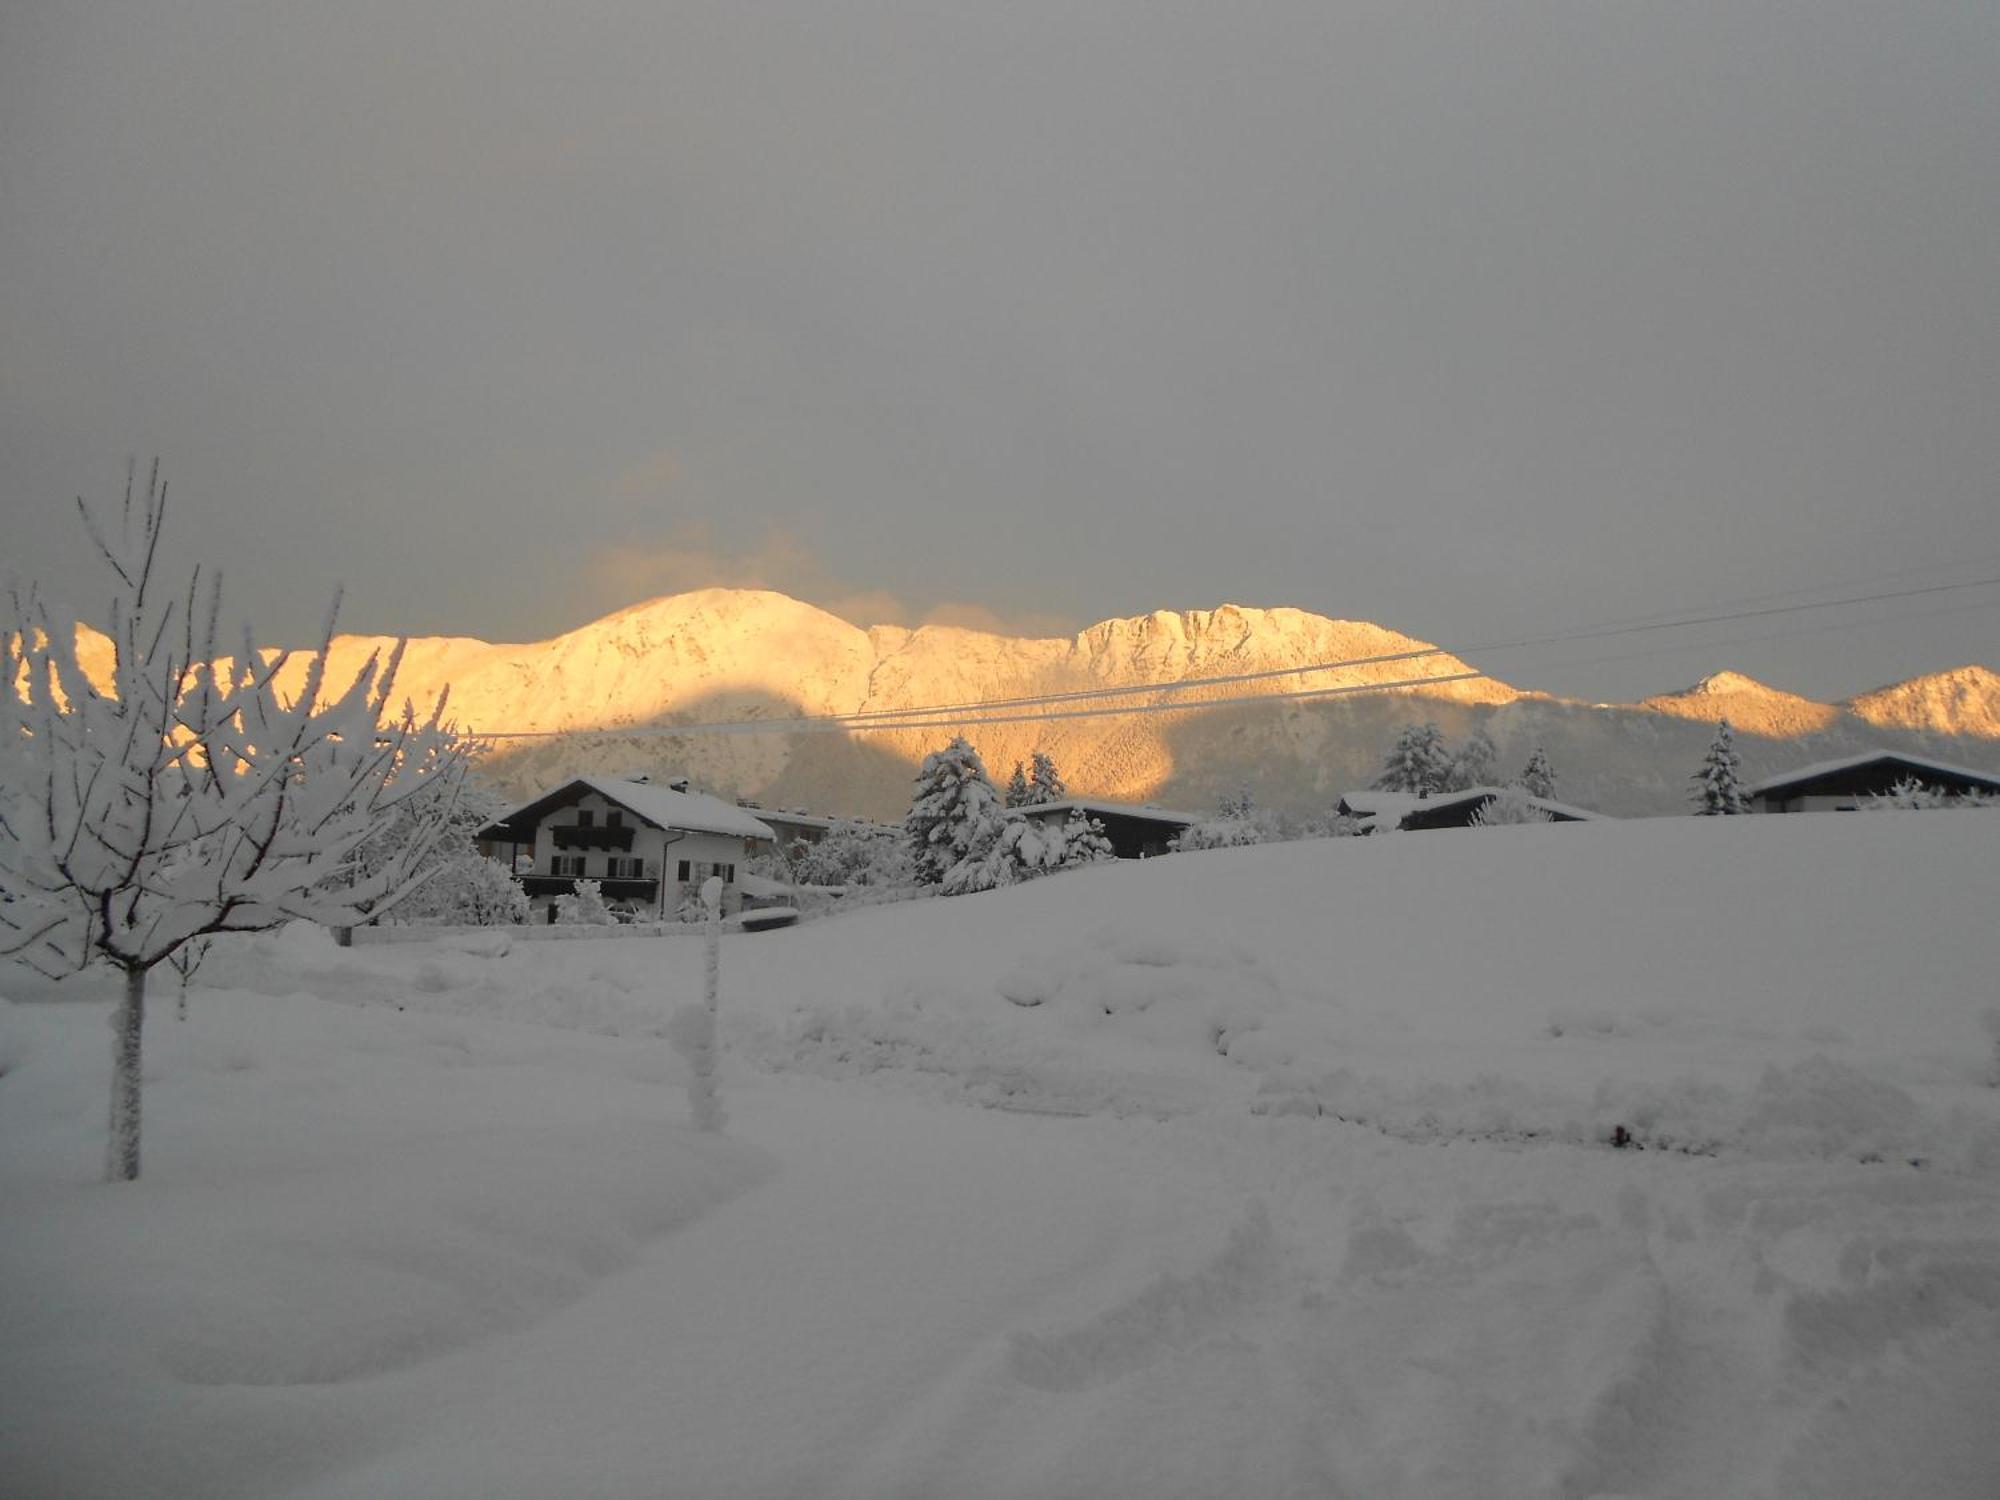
[577,810,595,829]
[606,856,641,879]
[550,854,585,877]
[677,860,691,882]
[606,811,623,829]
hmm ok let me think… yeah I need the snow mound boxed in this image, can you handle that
[996,926,1282,1060]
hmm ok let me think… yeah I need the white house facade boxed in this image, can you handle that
[476,775,776,921]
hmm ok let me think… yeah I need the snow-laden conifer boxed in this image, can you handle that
[1690,719,1749,815]
[1518,746,1558,800]
[1004,762,1031,809]
[1445,726,1498,793]
[0,465,468,1180]
[905,737,1007,886]
[1058,807,1116,866]
[941,813,1061,895]
[1375,723,1449,797]
[1027,750,1066,805]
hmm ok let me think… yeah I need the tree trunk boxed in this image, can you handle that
[107,964,146,1182]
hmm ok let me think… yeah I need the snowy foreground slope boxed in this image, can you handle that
[4,814,1999,1498]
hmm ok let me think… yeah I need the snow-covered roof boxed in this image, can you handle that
[483,776,777,842]
[754,808,899,835]
[576,776,777,839]
[1336,787,1605,827]
[1013,797,1202,826]
[1746,750,2000,797]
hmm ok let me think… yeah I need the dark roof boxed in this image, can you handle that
[477,776,776,842]
[1748,751,2000,799]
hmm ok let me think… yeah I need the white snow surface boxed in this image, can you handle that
[5,812,2000,1498]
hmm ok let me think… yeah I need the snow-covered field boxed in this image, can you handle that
[4,813,1998,1498]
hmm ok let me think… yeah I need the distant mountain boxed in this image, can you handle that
[74,590,2000,820]
[1637,671,1840,740]
[1846,665,2000,741]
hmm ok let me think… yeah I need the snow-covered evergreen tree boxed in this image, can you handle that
[1028,750,1066,805]
[554,877,616,925]
[0,465,467,1180]
[1445,726,1498,792]
[1004,762,1031,809]
[1375,723,1449,797]
[905,737,1007,886]
[1058,807,1116,866]
[1690,719,1749,815]
[942,813,1061,895]
[1518,746,1558,800]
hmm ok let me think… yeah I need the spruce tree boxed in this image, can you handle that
[1518,746,1557,800]
[1028,749,1067,805]
[1375,723,1449,796]
[1445,726,1498,791]
[1005,761,1031,808]
[1059,807,1116,866]
[1690,719,1749,815]
[905,737,1006,885]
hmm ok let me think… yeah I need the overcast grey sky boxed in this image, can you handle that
[4,1,1996,703]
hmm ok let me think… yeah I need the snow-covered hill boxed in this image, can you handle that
[6,813,1998,1497]
[68,590,2000,818]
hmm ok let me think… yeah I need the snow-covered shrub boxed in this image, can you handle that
[1170,816,1269,852]
[0,463,467,1180]
[1470,786,1553,827]
[554,878,617,926]
[1690,719,1749,815]
[404,854,530,925]
[1865,777,1995,812]
[793,820,914,888]
[905,737,1009,886]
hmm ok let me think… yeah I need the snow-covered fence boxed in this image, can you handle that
[349,920,754,945]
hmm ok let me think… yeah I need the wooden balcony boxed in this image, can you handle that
[551,825,636,851]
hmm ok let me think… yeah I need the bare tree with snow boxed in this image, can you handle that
[0,466,468,1180]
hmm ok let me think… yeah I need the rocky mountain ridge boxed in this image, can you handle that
[67,590,2000,819]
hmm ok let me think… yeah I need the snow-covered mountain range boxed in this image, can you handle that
[142,590,2000,818]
